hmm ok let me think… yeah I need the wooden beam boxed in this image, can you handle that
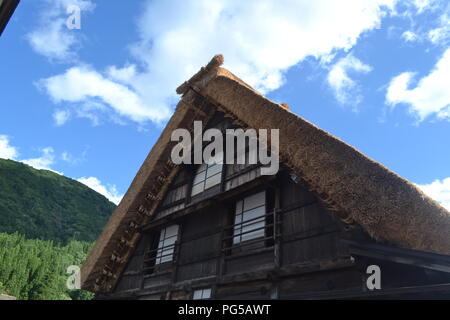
[141,175,276,232]
[343,239,450,274]
[282,282,450,300]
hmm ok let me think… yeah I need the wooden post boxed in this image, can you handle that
[217,209,230,283]
[274,185,281,269]
[171,227,183,287]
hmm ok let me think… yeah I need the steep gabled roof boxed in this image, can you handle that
[81,55,450,293]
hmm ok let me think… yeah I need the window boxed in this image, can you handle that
[191,162,223,196]
[233,191,266,244]
[193,288,212,300]
[155,225,179,264]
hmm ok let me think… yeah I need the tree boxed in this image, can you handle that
[0,232,94,300]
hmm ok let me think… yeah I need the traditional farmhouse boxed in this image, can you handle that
[81,55,450,299]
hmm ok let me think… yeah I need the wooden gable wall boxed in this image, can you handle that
[107,162,363,299]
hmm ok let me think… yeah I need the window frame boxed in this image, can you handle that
[192,287,212,300]
[232,190,267,245]
[190,161,224,197]
[154,224,179,265]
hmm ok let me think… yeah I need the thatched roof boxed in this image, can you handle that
[81,55,450,293]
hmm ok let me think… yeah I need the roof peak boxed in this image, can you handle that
[176,54,224,95]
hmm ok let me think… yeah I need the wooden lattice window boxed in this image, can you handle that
[190,162,223,196]
[155,225,179,264]
[233,190,266,244]
[192,288,212,300]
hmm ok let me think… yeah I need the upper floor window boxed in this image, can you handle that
[192,288,212,300]
[233,191,266,244]
[191,162,223,196]
[155,225,179,264]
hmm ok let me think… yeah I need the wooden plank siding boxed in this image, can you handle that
[279,171,350,265]
[107,162,366,299]
[176,205,225,282]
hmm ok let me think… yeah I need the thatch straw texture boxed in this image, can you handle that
[81,55,450,292]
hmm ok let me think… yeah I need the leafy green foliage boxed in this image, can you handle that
[0,159,116,243]
[0,232,95,300]
[0,159,118,299]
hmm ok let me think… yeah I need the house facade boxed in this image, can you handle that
[82,55,450,300]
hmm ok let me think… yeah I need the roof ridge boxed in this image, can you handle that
[176,54,224,95]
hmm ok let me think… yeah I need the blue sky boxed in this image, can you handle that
[0,0,449,209]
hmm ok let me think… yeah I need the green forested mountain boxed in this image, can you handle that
[0,158,116,243]
[0,158,117,299]
[0,232,94,300]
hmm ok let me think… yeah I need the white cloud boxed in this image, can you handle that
[393,0,443,16]
[106,65,137,84]
[19,148,122,204]
[428,13,450,45]
[39,0,397,125]
[53,109,71,126]
[0,135,19,160]
[61,152,71,162]
[77,176,123,205]
[417,177,450,211]
[386,48,450,121]
[402,30,419,42]
[21,147,58,172]
[38,66,171,124]
[131,0,394,94]
[0,136,121,202]
[327,54,372,106]
[412,0,443,14]
[27,0,95,62]
[396,1,449,45]
[0,135,59,172]
[61,148,88,166]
